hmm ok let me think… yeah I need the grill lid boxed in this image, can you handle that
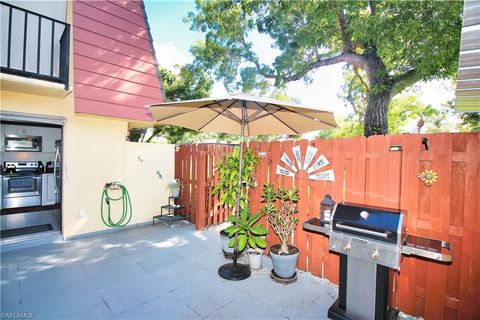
[332,203,404,244]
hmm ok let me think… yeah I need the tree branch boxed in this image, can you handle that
[279,51,366,82]
[235,31,365,85]
[390,69,420,96]
[368,0,376,15]
[334,1,352,51]
[354,67,369,91]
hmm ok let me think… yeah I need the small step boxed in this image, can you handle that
[0,230,63,252]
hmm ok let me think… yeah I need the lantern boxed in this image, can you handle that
[320,194,336,221]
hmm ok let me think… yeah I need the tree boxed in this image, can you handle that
[317,93,454,139]
[187,0,463,136]
[457,112,480,132]
[448,101,480,132]
[145,65,214,143]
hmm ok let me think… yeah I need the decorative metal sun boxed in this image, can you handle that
[418,169,438,187]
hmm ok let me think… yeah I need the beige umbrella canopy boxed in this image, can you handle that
[148,93,337,281]
[148,93,337,136]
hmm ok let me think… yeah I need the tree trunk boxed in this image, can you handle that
[280,241,289,254]
[363,49,392,137]
[364,89,390,136]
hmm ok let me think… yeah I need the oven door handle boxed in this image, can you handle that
[335,222,392,239]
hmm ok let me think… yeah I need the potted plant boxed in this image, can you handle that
[212,147,259,258]
[225,208,267,270]
[261,184,300,279]
[167,179,182,198]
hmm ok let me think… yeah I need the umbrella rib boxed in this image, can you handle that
[198,100,239,131]
[152,99,230,122]
[265,103,337,128]
[246,109,264,122]
[251,102,299,135]
[211,100,242,122]
[249,102,336,129]
[153,106,201,122]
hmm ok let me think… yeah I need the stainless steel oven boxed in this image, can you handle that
[4,135,42,152]
[1,162,42,209]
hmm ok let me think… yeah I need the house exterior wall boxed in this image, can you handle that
[0,91,174,238]
[72,0,164,121]
[0,0,171,238]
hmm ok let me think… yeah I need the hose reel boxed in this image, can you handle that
[101,181,132,227]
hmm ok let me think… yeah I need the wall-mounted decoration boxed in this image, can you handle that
[307,154,329,174]
[276,164,295,177]
[281,152,297,173]
[275,146,335,181]
[418,169,438,187]
[309,169,335,181]
[303,146,318,170]
[292,146,302,169]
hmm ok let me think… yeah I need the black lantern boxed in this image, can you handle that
[320,194,336,221]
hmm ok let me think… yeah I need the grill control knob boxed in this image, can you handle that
[371,249,380,261]
[343,242,351,253]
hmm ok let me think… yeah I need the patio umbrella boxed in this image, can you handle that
[148,93,337,280]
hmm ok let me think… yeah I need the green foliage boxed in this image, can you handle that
[166,181,182,190]
[322,73,458,139]
[457,112,480,132]
[145,65,213,143]
[225,208,267,252]
[260,184,299,254]
[212,147,259,210]
[187,0,463,136]
[160,65,213,102]
[448,100,480,132]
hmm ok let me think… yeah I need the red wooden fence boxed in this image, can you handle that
[175,133,480,319]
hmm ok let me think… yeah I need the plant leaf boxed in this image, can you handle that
[251,224,267,235]
[248,237,256,249]
[254,237,267,249]
[224,226,236,234]
[247,213,262,227]
[228,227,241,237]
[237,234,247,251]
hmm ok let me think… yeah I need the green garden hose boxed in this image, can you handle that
[101,182,133,227]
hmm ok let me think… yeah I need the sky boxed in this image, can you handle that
[144,0,455,119]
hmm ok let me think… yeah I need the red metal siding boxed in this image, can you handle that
[73,0,163,121]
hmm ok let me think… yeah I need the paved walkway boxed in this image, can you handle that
[1,223,337,319]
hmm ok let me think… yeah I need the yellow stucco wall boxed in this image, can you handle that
[0,1,174,238]
[0,90,173,238]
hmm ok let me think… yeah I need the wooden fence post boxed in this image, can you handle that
[195,145,207,230]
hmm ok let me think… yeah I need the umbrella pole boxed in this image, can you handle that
[218,101,251,281]
[232,119,245,271]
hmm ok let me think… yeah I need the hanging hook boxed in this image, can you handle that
[422,138,429,151]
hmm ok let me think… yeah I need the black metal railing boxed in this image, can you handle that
[0,1,70,89]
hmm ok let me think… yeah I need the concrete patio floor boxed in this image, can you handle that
[1,223,337,319]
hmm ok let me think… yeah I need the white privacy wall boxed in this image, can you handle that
[123,142,176,225]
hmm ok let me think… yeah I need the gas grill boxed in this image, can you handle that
[304,203,452,320]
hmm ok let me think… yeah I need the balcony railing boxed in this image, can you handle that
[0,1,70,89]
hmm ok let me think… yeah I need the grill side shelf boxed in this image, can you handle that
[401,235,452,263]
[303,218,330,236]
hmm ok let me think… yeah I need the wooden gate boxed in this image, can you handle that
[175,133,480,319]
